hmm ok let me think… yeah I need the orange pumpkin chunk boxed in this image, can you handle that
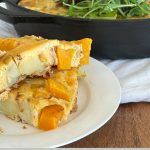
[56,48,75,70]
[66,69,77,86]
[46,78,70,101]
[39,105,64,131]
[75,38,92,65]
[0,39,17,51]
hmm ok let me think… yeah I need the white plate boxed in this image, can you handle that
[0,57,121,148]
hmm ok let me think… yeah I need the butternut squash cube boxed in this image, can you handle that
[75,38,92,65]
[0,39,17,51]
[66,69,77,86]
[38,105,64,131]
[46,78,70,101]
[56,48,75,70]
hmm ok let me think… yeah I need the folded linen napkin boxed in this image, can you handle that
[0,19,150,104]
[102,59,150,103]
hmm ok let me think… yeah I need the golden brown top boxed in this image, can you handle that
[18,0,67,15]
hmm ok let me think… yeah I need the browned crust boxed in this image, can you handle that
[71,97,78,113]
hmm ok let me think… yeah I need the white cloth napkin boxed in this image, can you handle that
[102,59,150,103]
[0,19,150,104]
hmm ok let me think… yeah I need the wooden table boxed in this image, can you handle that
[63,103,150,148]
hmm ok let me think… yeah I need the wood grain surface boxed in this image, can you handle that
[63,103,150,148]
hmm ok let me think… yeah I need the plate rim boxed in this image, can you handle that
[52,57,121,148]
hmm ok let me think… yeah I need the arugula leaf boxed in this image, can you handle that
[61,0,150,19]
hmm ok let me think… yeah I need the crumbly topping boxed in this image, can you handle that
[0,127,4,134]
[22,125,27,129]
[0,50,6,57]
[0,90,9,101]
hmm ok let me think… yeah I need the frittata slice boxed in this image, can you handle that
[0,36,92,93]
[0,69,78,130]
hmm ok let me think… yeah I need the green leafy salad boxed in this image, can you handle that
[18,0,150,19]
[60,0,150,19]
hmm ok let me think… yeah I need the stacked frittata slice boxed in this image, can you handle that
[0,36,92,130]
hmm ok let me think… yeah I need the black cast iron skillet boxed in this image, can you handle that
[0,0,150,59]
